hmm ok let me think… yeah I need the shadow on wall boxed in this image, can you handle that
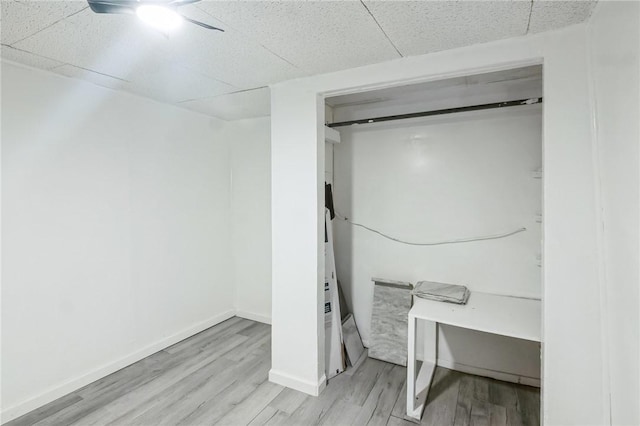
[330,132,358,341]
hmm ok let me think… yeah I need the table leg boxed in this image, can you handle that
[407,314,418,418]
[407,318,437,420]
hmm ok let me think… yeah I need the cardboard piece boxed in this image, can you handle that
[324,208,345,379]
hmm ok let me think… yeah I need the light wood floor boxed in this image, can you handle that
[7,317,540,426]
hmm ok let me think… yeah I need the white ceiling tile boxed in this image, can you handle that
[125,64,237,103]
[363,1,531,56]
[14,4,304,90]
[1,44,64,69]
[50,63,128,90]
[195,1,400,74]
[2,0,598,121]
[162,4,307,88]
[14,8,172,80]
[180,86,270,121]
[1,0,88,45]
[528,1,597,34]
[48,61,237,105]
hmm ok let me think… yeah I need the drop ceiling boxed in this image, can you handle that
[1,1,597,120]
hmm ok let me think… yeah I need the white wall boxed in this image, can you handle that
[332,107,542,383]
[1,62,235,422]
[270,24,608,425]
[229,117,272,324]
[588,2,640,425]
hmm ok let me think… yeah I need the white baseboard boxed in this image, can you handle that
[436,359,541,387]
[1,309,236,424]
[269,369,327,396]
[235,310,272,325]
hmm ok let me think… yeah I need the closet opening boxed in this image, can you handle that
[322,65,543,422]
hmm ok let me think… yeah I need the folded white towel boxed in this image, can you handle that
[412,281,470,305]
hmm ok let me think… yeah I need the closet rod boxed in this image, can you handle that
[327,97,543,128]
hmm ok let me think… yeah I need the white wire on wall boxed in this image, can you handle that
[334,212,526,246]
[328,137,526,246]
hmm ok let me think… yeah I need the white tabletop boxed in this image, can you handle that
[409,292,541,342]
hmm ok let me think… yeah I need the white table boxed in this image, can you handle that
[406,292,541,420]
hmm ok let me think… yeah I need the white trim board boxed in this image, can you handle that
[436,359,540,388]
[324,126,341,144]
[269,369,327,396]
[413,348,540,388]
[0,310,236,424]
[235,310,272,325]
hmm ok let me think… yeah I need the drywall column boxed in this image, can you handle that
[540,29,606,425]
[588,2,640,424]
[269,85,326,395]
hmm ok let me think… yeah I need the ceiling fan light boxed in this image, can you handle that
[136,5,182,31]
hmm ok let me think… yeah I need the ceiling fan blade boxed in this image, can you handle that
[180,15,224,31]
[168,0,201,6]
[87,0,224,31]
[87,0,137,14]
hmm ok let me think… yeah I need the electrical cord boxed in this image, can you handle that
[334,212,526,246]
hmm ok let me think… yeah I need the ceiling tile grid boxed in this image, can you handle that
[13,8,185,82]
[362,0,532,56]
[195,0,401,74]
[5,2,304,103]
[51,63,128,89]
[528,1,598,34]
[1,0,599,120]
[1,0,88,45]
[163,5,307,89]
[179,86,271,121]
[126,63,237,103]
[1,44,64,69]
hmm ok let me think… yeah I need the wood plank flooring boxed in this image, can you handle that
[6,317,540,426]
